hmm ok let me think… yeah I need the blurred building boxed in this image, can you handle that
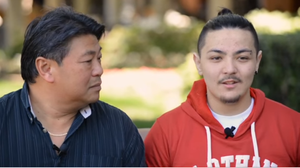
[0,0,300,54]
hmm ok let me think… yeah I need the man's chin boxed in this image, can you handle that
[220,95,241,104]
[88,95,100,103]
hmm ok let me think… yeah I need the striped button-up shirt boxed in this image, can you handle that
[0,83,146,166]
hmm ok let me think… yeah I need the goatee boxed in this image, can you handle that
[220,95,241,104]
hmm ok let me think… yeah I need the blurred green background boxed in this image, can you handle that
[1,0,300,128]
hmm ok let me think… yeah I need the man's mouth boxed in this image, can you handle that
[219,76,242,85]
[222,80,238,85]
[90,82,102,88]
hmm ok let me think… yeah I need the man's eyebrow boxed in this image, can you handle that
[82,50,96,56]
[207,49,253,55]
[207,49,226,55]
[234,49,252,55]
[82,47,102,57]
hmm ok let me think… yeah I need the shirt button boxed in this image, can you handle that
[43,128,47,133]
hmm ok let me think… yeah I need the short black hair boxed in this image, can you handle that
[197,8,259,56]
[21,6,105,83]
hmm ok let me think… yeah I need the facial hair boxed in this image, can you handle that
[220,95,241,104]
[218,75,242,103]
[218,76,242,84]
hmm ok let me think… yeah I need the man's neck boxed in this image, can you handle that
[28,84,79,129]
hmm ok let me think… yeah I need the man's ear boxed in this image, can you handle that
[255,50,262,73]
[35,57,54,83]
[193,53,203,76]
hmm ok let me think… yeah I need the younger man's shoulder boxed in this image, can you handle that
[265,98,300,118]
[155,102,189,124]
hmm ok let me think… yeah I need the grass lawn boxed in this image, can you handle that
[0,79,157,128]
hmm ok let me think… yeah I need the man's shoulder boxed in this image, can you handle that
[89,101,138,134]
[265,98,298,112]
[0,90,21,109]
[90,100,130,119]
[91,100,122,113]
[0,90,23,125]
[264,98,300,118]
[156,103,188,123]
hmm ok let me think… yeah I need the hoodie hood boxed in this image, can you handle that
[184,79,266,137]
[183,79,267,167]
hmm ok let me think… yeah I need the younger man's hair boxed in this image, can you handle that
[197,8,259,56]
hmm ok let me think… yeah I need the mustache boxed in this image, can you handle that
[218,76,242,84]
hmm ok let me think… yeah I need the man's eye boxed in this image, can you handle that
[239,56,249,61]
[211,56,222,60]
[85,59,92,63]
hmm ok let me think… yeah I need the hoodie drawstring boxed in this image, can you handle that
[251,122,261,167]
[205,126,212,167]
[205,122,260,167]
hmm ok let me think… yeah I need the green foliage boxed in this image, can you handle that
[4,39,24,59]
[252,32,300,111]
[101,22,204,69]
[132,119,155,128]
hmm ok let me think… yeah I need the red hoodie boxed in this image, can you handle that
[145,79,300,167]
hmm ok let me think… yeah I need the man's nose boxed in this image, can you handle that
[92,60,103,76]
[223,59,237,74]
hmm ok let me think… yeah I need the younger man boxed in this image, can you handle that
[145,8,300,167]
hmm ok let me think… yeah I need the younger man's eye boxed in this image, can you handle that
[239,56,249,61]
[211,56,222,60]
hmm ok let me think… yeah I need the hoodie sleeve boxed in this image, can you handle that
[298,125,300,167]
[144,119,170,167]
[298,147,300,167]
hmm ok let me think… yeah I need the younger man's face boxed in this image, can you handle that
[194,28,262,105]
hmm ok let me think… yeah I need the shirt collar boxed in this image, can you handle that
[21,82,92,123]
[20,82,34,123]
